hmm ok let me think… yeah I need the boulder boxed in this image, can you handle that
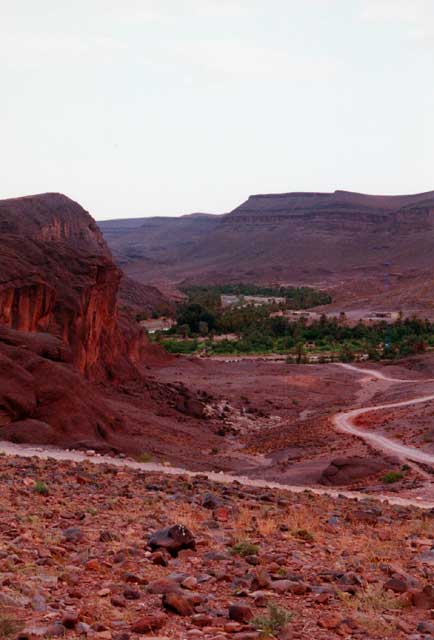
[319,456,388,486]
[149,525,196,557]
[162,592,194,616]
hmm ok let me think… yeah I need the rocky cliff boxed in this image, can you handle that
[0,193,150,379]
[0,193,219,456]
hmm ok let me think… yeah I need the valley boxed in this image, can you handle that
[99,189,434,320]
[3,191,434,639]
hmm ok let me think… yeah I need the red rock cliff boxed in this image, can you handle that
[0,193,153,379]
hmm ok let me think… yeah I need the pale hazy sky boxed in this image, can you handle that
[1,1,434,219]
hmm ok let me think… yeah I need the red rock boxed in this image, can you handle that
[85,559,100,571]
[61,611,79,629]
[110,596,126,608]
[147,578,181,594]
[213,507,230,522]
[162,592,194,616]
[191,614,214,627]
[252,568,271,589]
[151,551,169,566]
[318,613,343,629]
[384,577,408,593]
[131,615,166,633]
[228,603,253,623]
[319,456,388,486]
[411,585,434,609]
[149,524,196,557]
[0,194,156,379]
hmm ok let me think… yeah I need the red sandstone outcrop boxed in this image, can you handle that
[0,194,222,456]
[0,193,153,379]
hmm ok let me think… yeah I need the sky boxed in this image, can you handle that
[1,1,434,220]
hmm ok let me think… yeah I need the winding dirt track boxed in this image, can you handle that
[334,363,434,464]
[1,362,434,509]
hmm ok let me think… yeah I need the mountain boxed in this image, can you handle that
[0,192,139,379]
[0,193,222,459]
[99,190,434,315]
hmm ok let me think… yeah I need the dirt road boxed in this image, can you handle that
[334,363,434,464]
[2,362,434,508]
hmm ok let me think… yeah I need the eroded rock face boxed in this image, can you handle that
[0,193,152,379]
[319,456,388,486]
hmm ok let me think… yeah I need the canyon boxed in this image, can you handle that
[3,190,434,491]
[4,191,434,639]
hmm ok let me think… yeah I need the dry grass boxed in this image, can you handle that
[172,502,206,534]
[256,514,279,537]
[232,507,255,541]
[232,506,280,539]
[0,613,23,639]
[338,583,403,636]
[284,504,324,543]
[340,583,404,614]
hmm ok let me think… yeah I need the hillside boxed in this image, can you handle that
[2,451,434,640]
[99,190,434,316]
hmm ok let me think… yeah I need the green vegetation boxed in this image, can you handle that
[162,338,199,354]
[230,540,259,557]
[252,603,293,637]
[182,283,331,309]
[136,452,153,463]
[145,282,434,361]
[34,480,49,495]
[159,309,433,360]
[382,471,404,484]
[293,528,315,542]
[0,615,23,638]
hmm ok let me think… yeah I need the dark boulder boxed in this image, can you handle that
[319,456,387,486]
[149,524,196,557]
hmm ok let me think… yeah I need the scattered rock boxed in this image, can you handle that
[228,603,253,623]
[149,524,196,557]
[162,592,194,616]
[131,615,167,633]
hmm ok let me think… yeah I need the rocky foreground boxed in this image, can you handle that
[2,455,434,640]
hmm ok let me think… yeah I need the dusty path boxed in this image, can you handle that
[0,437,432,510]
[2,362,434,509]
[338,362,434,383]
[334,363,434,464]
[338,362,417,383]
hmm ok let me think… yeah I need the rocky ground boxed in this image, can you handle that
[3,454,434,640]
[153,357,434,492]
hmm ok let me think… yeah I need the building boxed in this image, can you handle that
[221,294,286,308]
[140,317,175,333]
[363,311,400,323]
[270,310,319,321]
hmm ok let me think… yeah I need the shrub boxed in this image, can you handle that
[293,528,315,542]
[136,452,153,463]
[230,540,259,558]
[382,471,404,484]
[34,480,49,495]
[252,603,293,637]
[0,615,23,638]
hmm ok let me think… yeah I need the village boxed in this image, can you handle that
[137,290,411,363]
